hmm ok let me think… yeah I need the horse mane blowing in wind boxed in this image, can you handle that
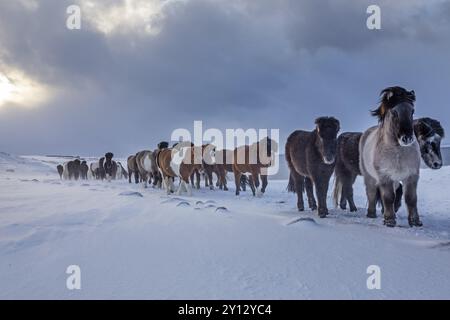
[359,86,422,227]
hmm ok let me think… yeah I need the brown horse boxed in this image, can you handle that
[135,150,157,188]
[157,143,215,196]
[127,154,140,184]
[233,137,278,196]
[286,117,340,217]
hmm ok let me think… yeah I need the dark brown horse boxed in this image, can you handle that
[286,117,340,217]
[334,117,445,213]
[63,159,81,180]
[79,160,89,180]
[57,164,64,179]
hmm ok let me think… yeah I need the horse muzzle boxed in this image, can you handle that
[323,156,335,165]
[399,135,415,147]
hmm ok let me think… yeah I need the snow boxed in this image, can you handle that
[0,152,449,299]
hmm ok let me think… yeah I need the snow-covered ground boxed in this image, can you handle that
[0,152,449,299]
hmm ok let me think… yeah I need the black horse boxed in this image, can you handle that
[286,117,340,217]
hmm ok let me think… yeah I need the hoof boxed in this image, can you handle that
[298,207,305,212]
[310,205,318,211]
[224,187,228,191]
[367,212,377,218]
[408,218,423,227]
[339,204,346,210]
[318,208,328,218]
[383,219,396,227]
[350,206,358,212]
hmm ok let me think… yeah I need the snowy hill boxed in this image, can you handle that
[0,153,449,299]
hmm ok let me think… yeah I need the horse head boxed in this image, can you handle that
[372,86,416,147]
[158,141,169,149]
[202,144,216,165]
[415,117,445,169]
[315,116,340,164]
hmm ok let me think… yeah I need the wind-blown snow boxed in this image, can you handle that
[0,153,449,299]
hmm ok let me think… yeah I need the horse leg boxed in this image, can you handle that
[195,170,201,189]
[404,176,422,227]
[207,170,214,190]
[364,176,378,218]
[260,174,268,193]
[290,171,305,211]
[248,175,256,196]
[234,170,242,196]
[134,171,139,184]
[190,172,195,188]
[252,170,262,196]
[219,168,228,191]
[313,175,330,218]
[394,183,403,213]
[305,177,317,211]
[186,177,193,196]
[379,181,396,227]
[342,174,357,212]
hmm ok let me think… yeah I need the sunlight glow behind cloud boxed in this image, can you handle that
[79,0,174,35]
[0,68,50,109]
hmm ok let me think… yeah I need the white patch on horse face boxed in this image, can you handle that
[427,134,441,144]
[323,157,335,165]
[208,149,216,165]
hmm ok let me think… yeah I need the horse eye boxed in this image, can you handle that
[392,110,398,118]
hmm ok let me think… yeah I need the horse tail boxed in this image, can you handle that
[332,175,342,208]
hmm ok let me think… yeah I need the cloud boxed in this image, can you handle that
[0,0,449,155]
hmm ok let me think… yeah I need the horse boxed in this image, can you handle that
[127,154,140,184]
[135,150,158,188]
[157,142,216,196]
[57,165,64,179]
[152,141,170,188]
[79,160,89,180]
[90,162,103,180]
[102,152,117,181]
[116,162,128,180]
[333,117,445,213]
[233,137,278,196]
[359,86,421,227]
[286,117,340,217]
[63,159,81,180]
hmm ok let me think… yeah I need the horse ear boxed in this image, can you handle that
[386,91,393,100]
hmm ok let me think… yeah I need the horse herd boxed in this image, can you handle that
[286,86,444,227]
[56,86,445,228]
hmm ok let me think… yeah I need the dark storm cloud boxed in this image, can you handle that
[0,0,449,156]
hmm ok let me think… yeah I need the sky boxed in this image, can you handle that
[0,0,449,156]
